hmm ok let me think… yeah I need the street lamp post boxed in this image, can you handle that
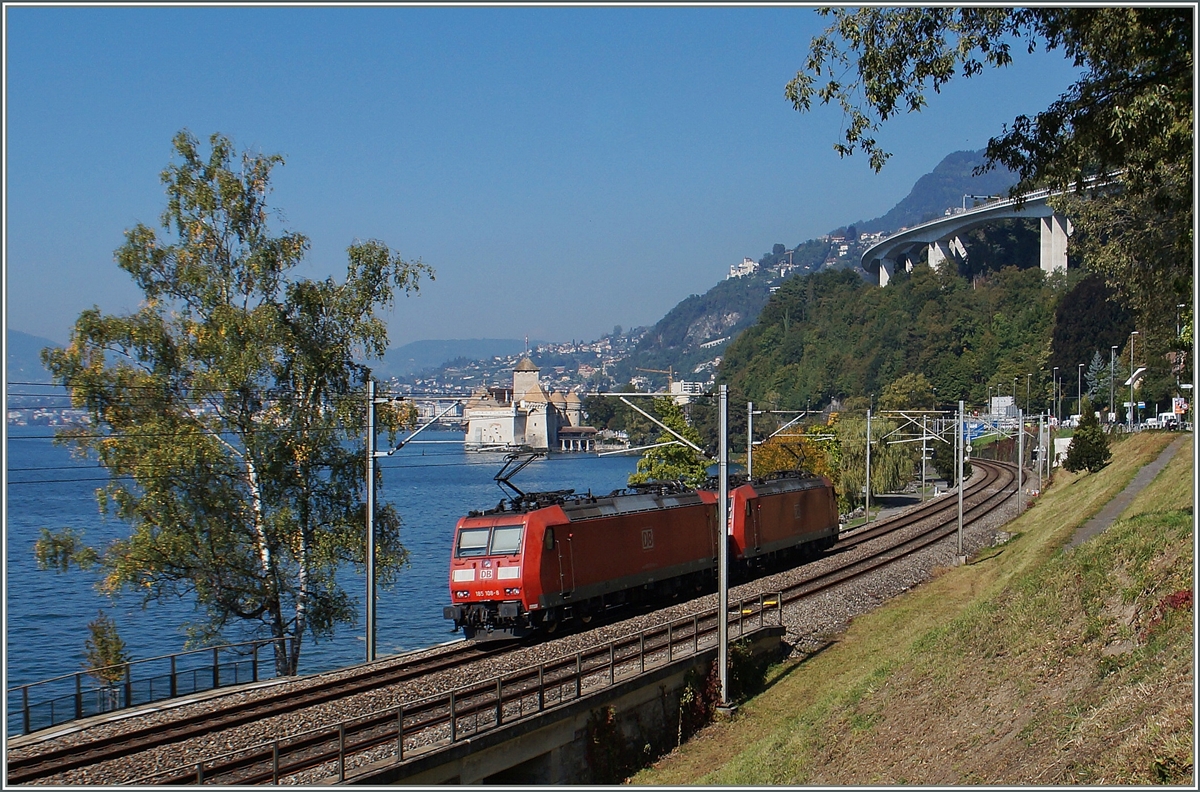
[1110,345,1118,420]
[1178,304,1187,391]
[1077,363,1084,418]
[1026,373,1031,414]
[1130,331,1139,429]
[1052,366,1059,423]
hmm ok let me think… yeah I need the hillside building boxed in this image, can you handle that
[464,358,596,451]
[728,257,759,279]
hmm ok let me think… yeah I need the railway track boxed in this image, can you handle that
[4,641,516,785]
[7,461,1019,786]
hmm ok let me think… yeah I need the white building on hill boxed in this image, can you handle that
[728,257,758,279]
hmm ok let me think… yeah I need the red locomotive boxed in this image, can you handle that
[443,455,838,640]
[726,471,840,563]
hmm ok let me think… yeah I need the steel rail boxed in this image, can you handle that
[14,462,1018,786]
[4,641,512,785]
[136,463,1019,785]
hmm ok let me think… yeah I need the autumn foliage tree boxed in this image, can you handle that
[751,424,838,483]
[37,131,430,675]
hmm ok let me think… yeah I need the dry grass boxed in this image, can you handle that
[630,432,1193,786]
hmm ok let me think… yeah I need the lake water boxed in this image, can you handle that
[4,426,638,688]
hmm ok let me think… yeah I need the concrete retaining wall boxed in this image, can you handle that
[345,626,785,785]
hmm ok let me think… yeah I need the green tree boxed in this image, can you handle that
[84,611,130,680]
[1064,397,1111,473]
[37,131,431,675]
[788,7,1192,328]
[84,611,130,711]
[878,372,936,411]
[628,397,710,488]
[1084,350,1109,403]
[835,414,912,511]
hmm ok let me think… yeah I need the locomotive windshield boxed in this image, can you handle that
[491,525,524,554]
[456,528,491,557]
[455,523,525,557]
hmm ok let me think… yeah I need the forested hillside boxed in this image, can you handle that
[720,264,1065,411]
[617,149,1018,388]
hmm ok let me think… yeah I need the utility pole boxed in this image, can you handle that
[717,385,731,712]
[921,414,928,502]
[746,401,754,478]
[365,377,378,663]
[1130,331,1139,429]
[1017,409,1024,514]
[957,399,965,563]
[865,408,872,526]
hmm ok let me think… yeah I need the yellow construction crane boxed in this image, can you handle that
[635,366,674,391]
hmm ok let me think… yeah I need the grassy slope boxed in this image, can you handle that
[632,432,1193,785]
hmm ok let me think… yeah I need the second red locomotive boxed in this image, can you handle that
[443,466,838,640]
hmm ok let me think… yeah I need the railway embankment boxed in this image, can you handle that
[632,431,1193,785]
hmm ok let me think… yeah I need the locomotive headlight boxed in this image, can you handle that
[504,587,521,595]
[455,590,470,598]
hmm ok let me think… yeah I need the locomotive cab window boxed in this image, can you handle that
[456,528,491,557]
[490,525,524,555]
[544,527,555,550]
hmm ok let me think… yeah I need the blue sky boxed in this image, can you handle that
[4,5,1084,347]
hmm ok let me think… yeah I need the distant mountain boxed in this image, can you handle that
[611,150,1021,387]
[6,329,60,383]
[613,267,788,386]
[378,338,543,378]
[854,149,1018,234]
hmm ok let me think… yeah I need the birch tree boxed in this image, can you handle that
[38,130,431,675]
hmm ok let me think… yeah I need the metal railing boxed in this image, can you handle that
[135,592,783,785]
[7,638,285,737]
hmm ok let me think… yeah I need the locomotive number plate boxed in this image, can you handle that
[641,528,654,550]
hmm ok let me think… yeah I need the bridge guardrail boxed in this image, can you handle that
[133,591,784,785]
[7,637,285,737]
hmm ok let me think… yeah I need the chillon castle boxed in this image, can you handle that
[464,358,597,452]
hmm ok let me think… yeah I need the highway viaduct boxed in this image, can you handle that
[861,187,1072,286]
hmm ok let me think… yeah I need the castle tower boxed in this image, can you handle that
[565,391,583,427]
[513,357,540,402]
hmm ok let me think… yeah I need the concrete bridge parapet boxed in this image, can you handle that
[863,189,1072,286]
